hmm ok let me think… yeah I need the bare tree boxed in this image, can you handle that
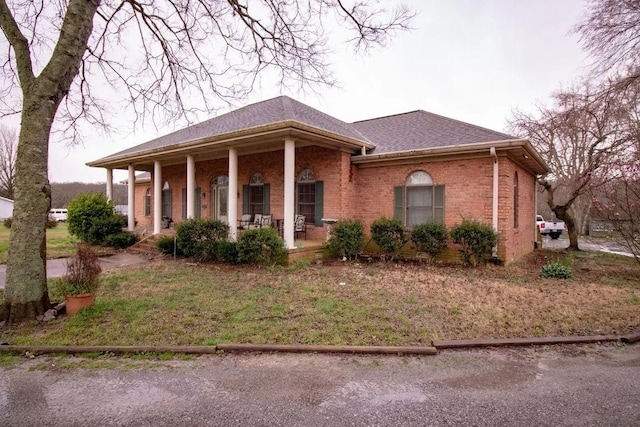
[509,79,631,250]
[575,0,640,81]
[0,1,414,323]
[0,125,17,199]
[591,154,640,264]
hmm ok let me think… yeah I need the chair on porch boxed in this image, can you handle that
[294,214,307,239]
[248,213,263,229]
[237,214,252,230]
[260,214,273,228]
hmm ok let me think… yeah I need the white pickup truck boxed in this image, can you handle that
[536,215,565,239]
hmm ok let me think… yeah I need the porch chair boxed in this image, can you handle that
[260,214,273,228]
[294,214,307,239]
[248,213,263,229]
[237,214,252,230]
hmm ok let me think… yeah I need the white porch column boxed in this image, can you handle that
[228,148,238,241]
[106,169,113,202]
[127,164,135,231]
[186,155,196,219]
[283,138,295,249]
[153,161,162,235]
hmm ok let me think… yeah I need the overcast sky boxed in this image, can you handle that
[42,0,589,184]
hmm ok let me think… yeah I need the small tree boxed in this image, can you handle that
[450,220,498,267]
[67,193,119,244]
[411,223,448,263]
[0,125,17,200]
[327,219,364,260]
[370,217,409,261]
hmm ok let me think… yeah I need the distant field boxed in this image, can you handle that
[0,222,78,263]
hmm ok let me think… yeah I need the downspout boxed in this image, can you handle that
[490,147,498,258]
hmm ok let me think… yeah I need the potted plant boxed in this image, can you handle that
[59,244,103,316]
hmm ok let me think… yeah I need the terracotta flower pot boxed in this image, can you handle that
[65,293,96,316]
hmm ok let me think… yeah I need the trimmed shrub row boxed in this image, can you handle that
[165,218,286,266]
[328,217,498,267]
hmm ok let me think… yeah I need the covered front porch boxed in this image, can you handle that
[92,137,369,251]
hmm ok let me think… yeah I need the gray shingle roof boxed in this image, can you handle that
[353,110,515,154]
[106,96,368,159]
[99,95,516,161]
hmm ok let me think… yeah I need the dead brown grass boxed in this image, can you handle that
[2,249,638,346]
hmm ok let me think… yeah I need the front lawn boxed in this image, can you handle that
[0,222,78,263]
[1,249,638,347]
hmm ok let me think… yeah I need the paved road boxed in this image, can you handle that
[1,344,638,426]
[0,253,148,289]
[541,235,634,257]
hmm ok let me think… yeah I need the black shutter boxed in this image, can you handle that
[434,185,445,225]
[181,188,187,219]
[263,184,270,214]
[394,186,404,222]
[314,181,324,226]
[242,185,250,214]
[195,187,201,219]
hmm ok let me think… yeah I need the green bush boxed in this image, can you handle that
[67,193,116,243]
[87,215,126,245]
[327,219,363,260]
[176,218,230,262]
[370,217,409,261]
[2,217,11,228]
[156,235,181,255]
[540,263,573,279]
[450,220,498,267]
[411,223,448,262]
[104,231,138,249]
[236,227,287,265]
[216,241,239,264]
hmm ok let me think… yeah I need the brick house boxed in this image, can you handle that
[88,96,548,263]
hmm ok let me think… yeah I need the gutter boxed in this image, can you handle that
[490,147,499,258]
[352,139,548,174]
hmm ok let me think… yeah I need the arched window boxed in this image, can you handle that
[143,188,151,216]
[394,171,444,227]
[212,175,229,186]
[249,173,264,186]
[297,168,316,224]
[513,171,519,228]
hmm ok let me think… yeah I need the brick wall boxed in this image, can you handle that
[497,158,537,262]
[131,146,537,263]
[350,154,537,263]
[135,146,344,240]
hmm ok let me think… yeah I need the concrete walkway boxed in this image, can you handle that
[0,253,148,289]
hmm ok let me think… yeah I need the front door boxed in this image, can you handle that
[211,176,229,223]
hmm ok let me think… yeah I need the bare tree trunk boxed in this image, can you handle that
[1,96,55,321]
[0,0,99,323]
[543,180,580,250]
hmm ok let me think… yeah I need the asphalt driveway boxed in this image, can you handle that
[1,344,638,426]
